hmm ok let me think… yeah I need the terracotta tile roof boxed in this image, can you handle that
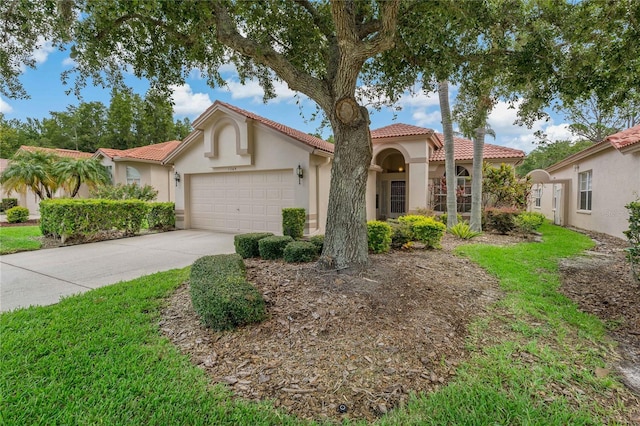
[206,101,335,154]
[430,133,525,162]
[605,124,640,150]
[97,140,181,163]
[371,123,435,141]
[19,145,93,159]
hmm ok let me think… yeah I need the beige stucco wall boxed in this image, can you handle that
[532,147,639,239]
[103,157,174,203]
[172,109,328,233]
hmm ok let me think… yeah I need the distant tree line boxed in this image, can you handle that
[0,88,192,157]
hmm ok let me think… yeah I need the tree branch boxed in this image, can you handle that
[212,2,331,110]
[294,0,333,38]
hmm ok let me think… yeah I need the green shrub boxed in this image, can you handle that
[449,221,482,240]
[624,200,640,282]
[484,207,521,234]
[515,211,546,234]
[258,235,294,260]
[398,214,430,226]
[1,198,18,212]
[387,219,414,248]
[283,241,318,263]
[39,199,147,241]
[6,206,29,223]
[412,216,446,248]
[90,183,158,201]
[190,254,266,331]
[308,234,324,253]
[147,202,175,230]
[234,233,273,258]
[282,208,306,239]
[367,220,392,253]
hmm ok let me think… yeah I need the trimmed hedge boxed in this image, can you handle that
[283,241,318,263]
[308,234,324,253]
[234,233,274,258]
[282,208,306,239]
[190,254,266,331]
[147,202,175,230]
[258,235,294,260]
[1,198,18,212]
[39,199,148,241]
[6,206,29,223]
[367,220,392,253]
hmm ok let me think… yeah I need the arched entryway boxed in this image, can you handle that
[374,148,408,219]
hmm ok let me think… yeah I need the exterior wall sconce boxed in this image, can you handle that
[296,164,304,184]
[174,171,181,186]
[398,166,404,172]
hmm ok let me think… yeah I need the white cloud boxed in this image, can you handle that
[170,84,213,116]
[221,79,297,103]
[412,110,441,127]
[30,37,55,65]
[476,99,578,153]
[0,97,13,113]
[397,90,441,109]
[62,57,77,67]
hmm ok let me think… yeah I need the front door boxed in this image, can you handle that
[553,184,562,225]
[389,180,406,218]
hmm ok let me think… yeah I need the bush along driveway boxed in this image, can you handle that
[1,224,638,424]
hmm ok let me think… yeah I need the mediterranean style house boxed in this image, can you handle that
[163,101,525,234]
[528,124,640,239]
[1,146,93,214]
[94,140,181,202]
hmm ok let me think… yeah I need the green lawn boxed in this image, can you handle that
[1,224,634,425]
[0,226,42,254]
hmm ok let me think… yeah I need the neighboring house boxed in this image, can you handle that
[94,140,181,202]
[528,124,640,239]
[164,101,525,235]
[1,146,93,214]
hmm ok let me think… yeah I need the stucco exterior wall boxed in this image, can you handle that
[171,111,325,233]
[532,147,639,239]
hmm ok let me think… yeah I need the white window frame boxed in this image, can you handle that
[578,170,592,211]
[126,166,141,186]
[534,185,542,208]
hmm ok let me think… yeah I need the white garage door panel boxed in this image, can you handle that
[190,170,294,233]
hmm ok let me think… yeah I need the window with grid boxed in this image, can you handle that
[534,185,542,208]
[578,170,592,211]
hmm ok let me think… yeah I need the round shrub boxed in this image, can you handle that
[258,235,294,260]
[190,254,266,331]
[6,206,29,223]
[234,233,274,258]
[283,241,318,263]
[484,207,520,234]
[387,219,413,248]
[515,211,546,234]
[412,216,446,248]
[308,234,324,253]
[367,220,392,253]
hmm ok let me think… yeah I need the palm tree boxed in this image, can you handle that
[438,80,458,228]
[0,150,59,200]
[469,125,495,232]
[53,157,111,198]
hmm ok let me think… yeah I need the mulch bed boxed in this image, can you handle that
[0,219,40,227]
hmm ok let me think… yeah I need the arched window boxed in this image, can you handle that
[126,166,141,185]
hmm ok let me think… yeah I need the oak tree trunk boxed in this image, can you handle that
[318,99,373,270]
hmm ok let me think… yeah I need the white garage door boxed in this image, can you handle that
[189,170,295,233]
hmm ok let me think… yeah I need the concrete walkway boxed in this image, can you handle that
[0,230,235,312]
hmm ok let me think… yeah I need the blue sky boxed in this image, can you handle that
[0,43,577,154]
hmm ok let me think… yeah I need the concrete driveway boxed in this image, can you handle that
[0,230,235,312]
